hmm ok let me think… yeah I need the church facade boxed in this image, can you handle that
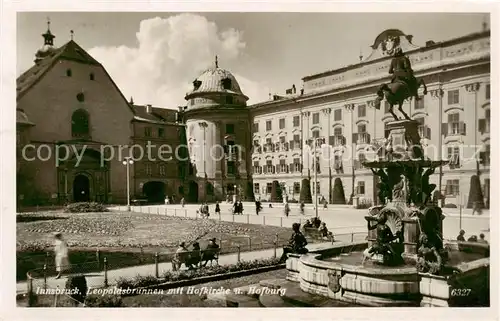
[16,23,187,206]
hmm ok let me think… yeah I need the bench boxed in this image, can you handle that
[303,227,335,244]
[131,199,148,206]
[171,248,221,271]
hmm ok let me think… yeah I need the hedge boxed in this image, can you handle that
[331,178,346,204]
[270,181,283,203]
[299,178,312,204]
[64,202,109,213]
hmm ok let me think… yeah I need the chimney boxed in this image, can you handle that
[146,104,152,114]
[178,106,184,113]
[292,84,296,94]
[425,40,435,47]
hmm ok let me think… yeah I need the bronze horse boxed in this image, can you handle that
[376,78,428,121]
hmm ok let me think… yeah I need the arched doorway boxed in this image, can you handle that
[73,174,90,202]
[143,181,166,204]
[188,180,199,203]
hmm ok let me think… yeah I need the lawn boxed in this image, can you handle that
[17,211,298,280]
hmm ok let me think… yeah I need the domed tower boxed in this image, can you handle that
[34,19,57,64]
[184,57,253,203]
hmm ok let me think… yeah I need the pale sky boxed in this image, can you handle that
[17,12,489,108]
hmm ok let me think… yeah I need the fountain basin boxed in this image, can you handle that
[286,241,489,307]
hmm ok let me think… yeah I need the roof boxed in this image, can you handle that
[131,104,180,125]
[17,40,100,100]
[16,109,35,126]
[185,67,248,100]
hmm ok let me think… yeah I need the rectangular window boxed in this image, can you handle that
[357,124,366,133]
[447,146,461,168]
[279,159,287,173]
[227,161,236,175]
[312,130,320,138]
[447,89,460,105]
[159,165,166,176]
[158,128,165,138]
[334,109,342,121]
[266,183,273,194]
[448,112,461,135]
[279,118,286,129]
[486,84,490,100]
[266,160,273,173]
[253,122,259,133]
[293,134,300,149]
[144,127,152,137]
[293,158,301,172]
[266,120,272,131]
[445,179,460,196]
[357,181,365,195]
[480,144,490,167]
[145,164,152,176]
[226,123,235,134]
[312,112,320,124]
[293,182,301,194]
[333,127,342,136]
[415,96,425,109]
[253,161,261,174]
[293,115,300,127]
[254,183,260,194]
[358,104,366,118]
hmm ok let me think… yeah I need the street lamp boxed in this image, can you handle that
[122,156,134,211]
[233,184,237,203]
[309,138,325,218]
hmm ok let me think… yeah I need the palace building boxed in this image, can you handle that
[16,23,490,208]
[248,28,490,207]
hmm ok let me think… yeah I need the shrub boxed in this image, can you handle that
[299,179,312,204]
[65,202,109,213]
[466,175,485,209]
[270,181,283,203]
[443,203,458,209]
[65,275,88,305]
[245,181,255,202]
[84,293,123,307]
[331,178,346,204]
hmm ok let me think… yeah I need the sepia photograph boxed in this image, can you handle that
[4,5,496,316]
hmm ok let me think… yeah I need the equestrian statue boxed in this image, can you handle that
[374,47,428,121]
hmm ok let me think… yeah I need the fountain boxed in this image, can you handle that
[214,118,489,308]
[282,119,490,307]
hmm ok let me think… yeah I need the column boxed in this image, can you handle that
[302,111,310,177]
[322,107,332,203]
[344,103,356,199]
[464,82,480,165]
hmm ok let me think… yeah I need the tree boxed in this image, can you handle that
[331,178,346,204]
[299,178,312,204]
[245,180,255,202]
[271,180,283,202]
[466,175,485,209]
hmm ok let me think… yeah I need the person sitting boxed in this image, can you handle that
[478,233,488,244]
[172,242,189,271]
[279,223,308,263]
[302,219,312,228]
[456,229,466,242]
[202,238,220,266]
[186,242,202,269]
[318,222,333,240]
[467,235,478,242]
[311,217,322,229]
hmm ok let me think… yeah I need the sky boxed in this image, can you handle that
[17,12,489,108]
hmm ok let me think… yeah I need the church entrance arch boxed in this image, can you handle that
[143,181,166,204]
[73,174,90,202]
[187,180,199,203]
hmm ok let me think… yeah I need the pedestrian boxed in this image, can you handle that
[472,201,483,215]
[180,197,185,208]
[284,202,290,217]
[215,201,220,215]
[323,198,328,209]
[300,201,305,215]
[53,232,70,279]
[456,229,466,242]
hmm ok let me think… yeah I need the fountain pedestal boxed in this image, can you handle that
[402,217,420,261]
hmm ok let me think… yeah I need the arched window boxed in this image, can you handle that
[89,73,95,80]
[71,109,90,137]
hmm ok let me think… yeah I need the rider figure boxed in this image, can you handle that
[389,47,419,100]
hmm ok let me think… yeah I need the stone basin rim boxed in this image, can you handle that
[300,252,418,276]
